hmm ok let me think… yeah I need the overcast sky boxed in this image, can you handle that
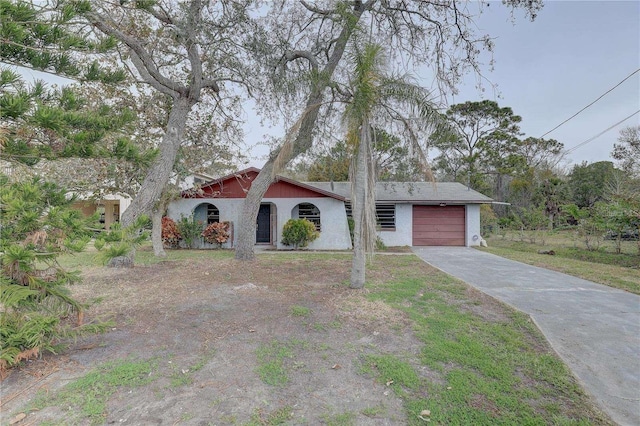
[244,1,639,170]
[445,0,640,168]
[15,1,639,171]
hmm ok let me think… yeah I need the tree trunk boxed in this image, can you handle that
[121,97,192,227]
[350,137,368,289]
[151,207,166,257]
[234,7,365,261]
[234,162,276,260]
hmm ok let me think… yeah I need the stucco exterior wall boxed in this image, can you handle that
[168,198,483,249]
[376,203,413,247]
[167,197,352,250]
[268,198,352,250]
[465,204,482,247]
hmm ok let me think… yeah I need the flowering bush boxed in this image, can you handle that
[202,221,230,247]
[161,217,181,248]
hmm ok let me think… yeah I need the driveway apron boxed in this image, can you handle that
[411,247,640,426]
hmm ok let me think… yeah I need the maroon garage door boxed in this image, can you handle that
[412,205,465,246]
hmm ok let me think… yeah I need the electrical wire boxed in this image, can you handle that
[539,68,640,138]
[563,109,640,155]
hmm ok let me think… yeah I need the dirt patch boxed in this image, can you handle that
[2,255,419,425]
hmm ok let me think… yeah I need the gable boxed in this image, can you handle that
[182,168,344,200]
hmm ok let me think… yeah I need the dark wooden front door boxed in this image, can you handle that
[256,204,271,243]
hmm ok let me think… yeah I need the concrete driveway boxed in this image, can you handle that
[412,247,640,426]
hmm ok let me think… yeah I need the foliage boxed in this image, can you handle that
[612,125,640,178]
[567,161,620,208]
[430,100,523,194]
[302,130,426,182]
[0,175,94,372]
[176,215,203,249]
[94,216,150,266]
[202,221,230,248]
[234,0,543,260]
[161,216,181,249]
[281,219,319,249]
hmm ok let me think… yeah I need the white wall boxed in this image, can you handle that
[269,198,352,250]
[167,197,352,250]
[465,204,481,247]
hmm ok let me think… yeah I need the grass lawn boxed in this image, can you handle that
[481,231,640,295]
[9,248,613,425]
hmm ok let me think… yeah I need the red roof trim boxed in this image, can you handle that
[181,167,345,201]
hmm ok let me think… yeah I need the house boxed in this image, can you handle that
[69,172,216,230]
[71,192,132,230]
[166,167,493,249]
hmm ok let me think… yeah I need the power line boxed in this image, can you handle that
[539,68,640,138]
[563,109,640,155]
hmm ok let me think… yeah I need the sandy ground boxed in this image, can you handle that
[2,255,425,425]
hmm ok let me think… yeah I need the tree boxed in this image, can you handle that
[301,129,425,182]
[430,100,523,195]
[612,125,640,178]
[342,43,439,288]
[0,175,98,372]
[235,0,543,260]
[73,1,251,229]
[567,161,620,208]
[3,1,254,260]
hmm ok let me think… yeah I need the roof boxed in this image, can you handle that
[184,167,491,204]
[306,181,493,204]
[182,167,345,201]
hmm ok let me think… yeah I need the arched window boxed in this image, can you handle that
[293,202,321,231]
[194,203,220,225]
[206,204,220,224]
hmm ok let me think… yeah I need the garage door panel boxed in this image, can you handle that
[412,205,465,246]
[413,217,465,226]
[414,237,466,246]
[413,210,464,219]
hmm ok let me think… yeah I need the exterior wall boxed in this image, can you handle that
[269,197,352,250]
[167,197,352,250]
[376,203,413,247]
[465,204,482,247]
[71,194,131,230]
[168,197,483,249]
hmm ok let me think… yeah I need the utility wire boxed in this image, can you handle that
[563,109,640,155]
[539,68,640,138]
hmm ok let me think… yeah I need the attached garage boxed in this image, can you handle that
[412,205,466,246]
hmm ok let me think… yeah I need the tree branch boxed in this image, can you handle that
[283,50,319,71]
[84,10,186,97]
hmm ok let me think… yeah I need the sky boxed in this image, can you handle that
[14,1,639,171]
[243,1,640,170]
[442,0,640,168]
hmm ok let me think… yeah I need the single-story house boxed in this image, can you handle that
[166,167,493,249]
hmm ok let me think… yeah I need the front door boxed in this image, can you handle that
[256,204,271,243]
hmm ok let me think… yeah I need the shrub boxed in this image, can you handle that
[202,221,230,247]
[93,216,150,266]
[161,217,181,248]
[176,215,203,248]
[281,219,319,249]
[0,176,100,375]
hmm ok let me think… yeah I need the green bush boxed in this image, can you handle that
[0,176,100,373]
[281,219,319,249]
[93,216,150,266]
[176,215,203,248]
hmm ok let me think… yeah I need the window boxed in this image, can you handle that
[296,203,321,231]
[376,204,396,230]
[345,202,395,230]
[207,204,220,224]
